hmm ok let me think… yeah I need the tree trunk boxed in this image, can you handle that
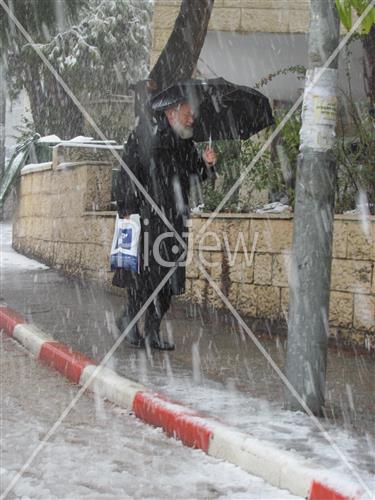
[43,71,84,139]
[363,24,375,106]
[149,0,215,92]
[23,63,46,135]
[131,0,215,165]
[23,61,84,139]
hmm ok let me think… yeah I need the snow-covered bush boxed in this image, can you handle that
[9,0,153,140]
[40,0,153,100]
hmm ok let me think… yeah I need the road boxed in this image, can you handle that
[1,335,301,499]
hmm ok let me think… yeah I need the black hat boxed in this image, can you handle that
[151,80,205,112]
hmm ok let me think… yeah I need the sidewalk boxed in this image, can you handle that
[1,222,374,498]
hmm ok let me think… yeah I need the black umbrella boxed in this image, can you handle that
[150,77,274,142]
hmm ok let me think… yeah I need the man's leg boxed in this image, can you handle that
[144,284,174,351]
[116,286,145,348]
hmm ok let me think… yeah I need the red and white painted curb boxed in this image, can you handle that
[0,305,362,500]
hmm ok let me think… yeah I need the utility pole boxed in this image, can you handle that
[285,0,340,415]
[0,59,6,221]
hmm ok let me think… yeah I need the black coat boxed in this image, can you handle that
[112,116,209,296]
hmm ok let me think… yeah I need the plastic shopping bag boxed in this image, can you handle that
[110,214,141,272]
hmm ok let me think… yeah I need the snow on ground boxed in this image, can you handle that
[1,223,48,272]
[1,336,301,499]
[116,351,375,498]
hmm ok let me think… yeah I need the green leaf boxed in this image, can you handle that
[351,0,370,14]
[335,0,353,29]
[340,0,375,35]
[359,6,375,34]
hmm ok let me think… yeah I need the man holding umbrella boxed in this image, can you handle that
[113,89,217,351]
[113,77,273,350]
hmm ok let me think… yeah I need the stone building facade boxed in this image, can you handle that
[151,0,365,103]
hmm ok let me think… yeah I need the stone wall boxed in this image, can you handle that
[151,0,310,67]
[184,214,375,349]
[13,144,120,289]
[13,154,375,349]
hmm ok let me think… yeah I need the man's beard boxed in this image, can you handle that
[171,120,194,139]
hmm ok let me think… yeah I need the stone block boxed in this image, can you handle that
[241,8,291,33]
[254,253,272,285]
[29,172,43,195]
[32,196,42,217]
[209,252,223,281]
[26,197,38,219]
[51,191,84,219]
[223,0,240,6]
[155,0,182,6]
[227,282,239,307]
[82,216,116,248]
[196,251,211,278]
[332,221,348,258]
[346,221,374,260]
[255,285,280,318]
[207,280,226,309]
[33,194,51,217]
[35,195,46,217]
[153,5,180,29]
[272,253,290,286]
[228,253,254,284]
[53,216,84,243]
[329,291,353,328]
[191,279,208,305]
[19,237,33,257]
[196,228,223,252]
[19,195,33,218]
[193,218,225,251]
[150,51,160,69]
[354,294,375,332]
[41,170,53,194]
[23,217,33,239]
[153,28,172,51]
[20,175,32,195]
[33,216,53,241]
[287,8,310,32]
[221,219,251,253]
[208,8,241,31]
[240,0,308,8]
[237,283,257,316]
[85,164,113,212]
[19,195,31,218]
[13,218,26,240]
[54,241,72,266]
[82,244,110,272]
[53,165,87,195]
[186,250,200,279]
[334,328,365,348]
[331,259,372,293]
[250,219,293,253]
[43,241,56,264]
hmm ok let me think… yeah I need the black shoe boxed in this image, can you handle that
[146,332,175,351]
[116,313,145,349]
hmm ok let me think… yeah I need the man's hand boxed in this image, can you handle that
[203,146,217,167]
